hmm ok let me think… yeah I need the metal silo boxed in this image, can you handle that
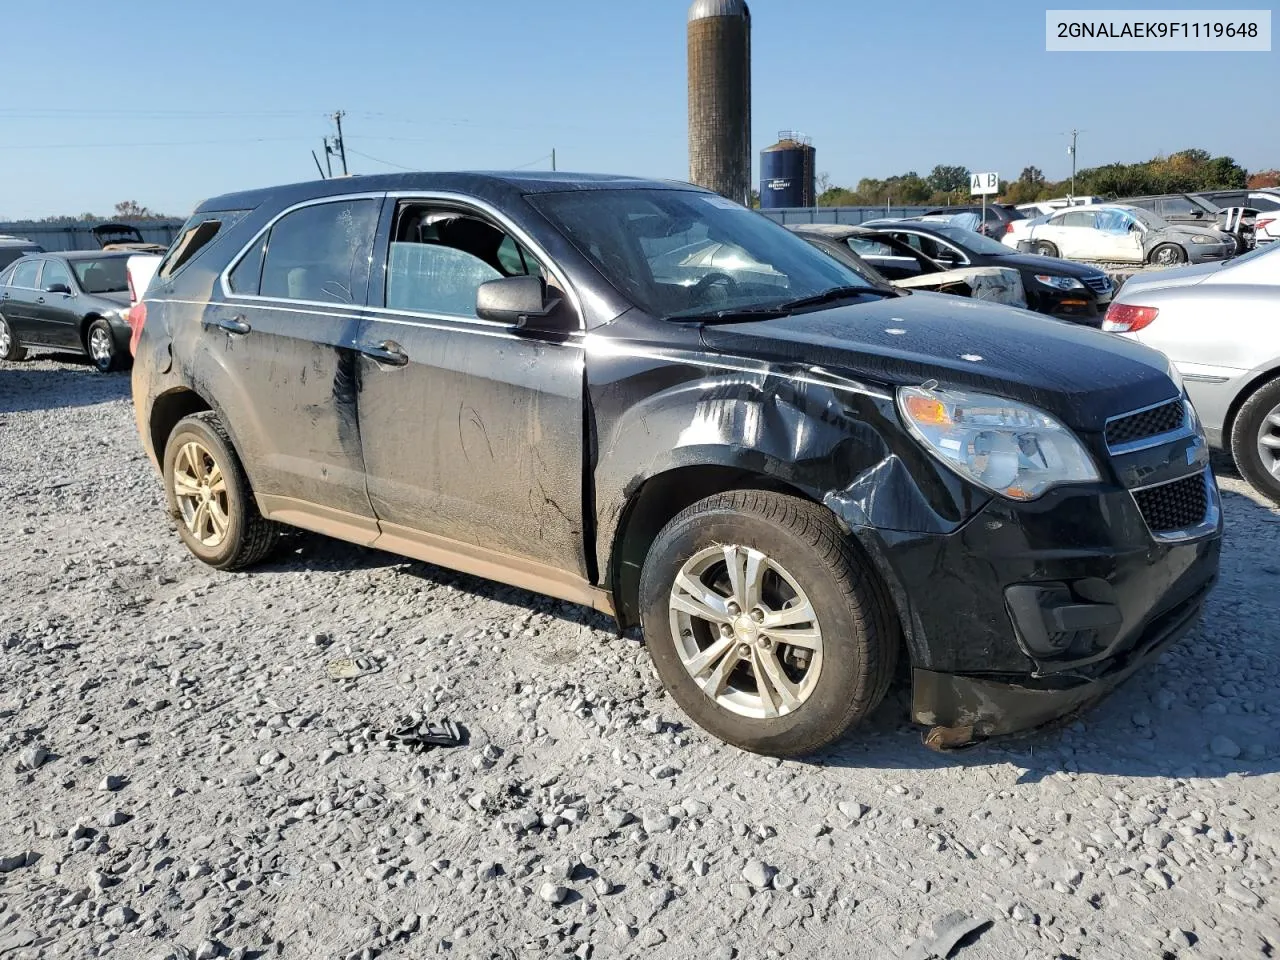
[760,132,815,209]
[687,0,752,206]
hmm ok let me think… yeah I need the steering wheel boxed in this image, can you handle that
[691,271,739,305]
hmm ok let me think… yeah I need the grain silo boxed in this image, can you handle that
[687,0,752,206]
[760,132,816,209]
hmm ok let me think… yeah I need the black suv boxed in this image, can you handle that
[131,173,1222,756]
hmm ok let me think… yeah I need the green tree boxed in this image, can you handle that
[927,164,969,194]
[1018,166,1046,185]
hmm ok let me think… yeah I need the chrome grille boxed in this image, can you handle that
[1106,399,1186,450]
[1133,473,1209,534]
[1082,275,1111,295]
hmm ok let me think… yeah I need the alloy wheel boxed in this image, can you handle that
[171,440,230,548]
[89,327,113,367]
[0,318,10,356]
[668,544,824,719]
[1259,402,1280,480]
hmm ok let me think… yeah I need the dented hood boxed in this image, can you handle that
[698,292,1178,430]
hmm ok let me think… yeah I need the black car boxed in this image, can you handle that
[0,251,135,371]
[920,203,1026,240]
[131,172,1220,757]
[862,220,1115,324]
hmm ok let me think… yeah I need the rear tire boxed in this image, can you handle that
[1149,243,1187,266]
[1033,241,1059,258]
[1230,378,1280,504]
[639,490,898,757]
[0,314,27,361]
[162,412,283,570]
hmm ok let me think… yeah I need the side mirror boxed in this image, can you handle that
[475,275,563,327]
[45,282,72,295]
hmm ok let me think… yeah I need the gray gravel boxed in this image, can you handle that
[2,356,1279,959]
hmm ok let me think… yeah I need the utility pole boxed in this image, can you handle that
[1067,128,1079,199]
[551,148,556,172]
[322,138,334,178]
[311,149,327,180]
[332,111,348,176]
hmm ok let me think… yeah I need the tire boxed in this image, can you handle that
[639,489,898,757]
[1230,378,1280,504]
[1033,241,1059,258]
[85,318,122,373]
[0,314,27,361]
[162,412,283,570]
[1149,243,1187,266]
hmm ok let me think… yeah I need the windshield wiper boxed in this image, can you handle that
[666,305,792,323]
[776,284,889,310]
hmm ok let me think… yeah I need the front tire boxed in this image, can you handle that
[1033,240,1059,258]
[639,490,897,757]
[1149,243,1187,266]
[86,318,122,372]
[1230,378,1280,504]
[0,314,27,361]
[163,412,283,569]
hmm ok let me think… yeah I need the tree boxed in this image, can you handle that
[927,164,969,194]
[1249,169,1280,188]
[816,171,832,196]
[1018,166,1046,185]
[114,200,154,219]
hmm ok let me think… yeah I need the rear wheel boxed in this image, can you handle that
[1033,240,1059,258]
[1230,378,1280,504]
[163,412,283,569]
[1149,243,1187,266]
[0,314,27,361]
[86,318,121,372]
[639,490,897,756]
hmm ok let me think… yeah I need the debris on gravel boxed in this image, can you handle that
[2,358,1279,960]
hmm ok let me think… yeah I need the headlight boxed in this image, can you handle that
[107,308,130,322]
[897,385,1100,500]
[1189,235,1216,244]
[1034,274,1084,291]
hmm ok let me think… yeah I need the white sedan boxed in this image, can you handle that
[1021,204,1235,265]
[1103,242,1280,502]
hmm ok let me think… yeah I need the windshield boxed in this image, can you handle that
[71,257,129,294]
[928,225,1013,256]
[529,188,881,319]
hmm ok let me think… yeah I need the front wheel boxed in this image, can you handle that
[0,314,27,361]
[639,490,898,756]
[1149,243,1187,266]
[1230,378,1280,504]
[86,318,123,372]
[1033,240,1059,258]
[163,412,283,570]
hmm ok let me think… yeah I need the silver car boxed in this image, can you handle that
[1103,242,1280,501]
[1025,204,1235,266]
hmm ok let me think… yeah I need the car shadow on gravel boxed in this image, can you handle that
[0,361,131,413]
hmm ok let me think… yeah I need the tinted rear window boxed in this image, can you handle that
[71,257,129,294]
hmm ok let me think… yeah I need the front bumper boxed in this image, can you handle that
[1028,288,1110,325]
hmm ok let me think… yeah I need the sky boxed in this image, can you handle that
[0,0,1276,220]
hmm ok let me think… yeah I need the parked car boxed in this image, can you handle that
[1103,241,1280,502]
[1196,189,1280,245]
[131,172,1219,757]
[919,204,1026,240]
[1021,204,1235,266]
[860,219,1114,323]
[1117,194,1255,253]
[0,236,45,270]
[0,251,134,371]
[1014,196,1106,218]
[92,222,169,255]
[787,224,1026,308]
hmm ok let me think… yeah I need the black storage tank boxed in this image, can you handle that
[760,132,815,209]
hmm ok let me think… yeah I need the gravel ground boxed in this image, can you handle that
[2,356,1279,960]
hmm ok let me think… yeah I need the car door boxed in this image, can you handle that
[1,259,44,342]
[28,258,82,349]
[1094,209,1146,262]
[354,195,589,588]
[846,236,922,280]
[207,193,384,535]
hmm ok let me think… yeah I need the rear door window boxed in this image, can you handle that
[253,199,380,304]
[10,259,41,289]
[1158,197,1198,218]
[1059,211,1096,228]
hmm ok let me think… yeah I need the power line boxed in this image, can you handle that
[346,148,418,172]
[0,135,317,150]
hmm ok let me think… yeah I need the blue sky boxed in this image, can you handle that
[0,0,1275,219]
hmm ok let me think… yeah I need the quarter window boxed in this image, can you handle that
[252,199,379,304]
[384,205,546,318]
[10,259,41,289]
[159,211,246,281]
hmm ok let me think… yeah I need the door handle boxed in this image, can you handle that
[36,296,45,304]
[203,315,251,335]
[358,340,409,367]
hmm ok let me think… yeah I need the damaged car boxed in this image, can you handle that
[786,223,1026,308]
[1021,204,1235,266]
[131,173,1222,757]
